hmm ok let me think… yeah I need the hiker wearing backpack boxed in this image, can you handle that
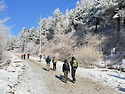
[62,59,70,83]
[46,56,51,71]
[70,57,78,83]
[52,57,57,70]
[23,54,26,60]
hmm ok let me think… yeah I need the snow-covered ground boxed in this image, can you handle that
[0,53,125,94]
[78,68,125,93]
[30,55,125,93]
[0,53,24,94]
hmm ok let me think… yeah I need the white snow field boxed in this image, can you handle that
[0,52,125,94]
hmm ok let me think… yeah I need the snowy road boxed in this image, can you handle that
[12,53,123,94]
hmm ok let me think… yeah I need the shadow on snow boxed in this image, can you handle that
[116,85,125,92]
[108,74,125,80]
[55,75,73,83]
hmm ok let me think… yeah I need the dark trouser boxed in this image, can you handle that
[24,56,26,59]
[64,71,68,83]
[53,64,56,70]
[71,68,76,81]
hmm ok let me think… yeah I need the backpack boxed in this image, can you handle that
[53,58,56,63]
[64,63,69,70]
[73,60,77,68]
[46,58,51,63]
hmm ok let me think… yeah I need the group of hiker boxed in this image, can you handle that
[21,53,30,59]
[63,57,78,83]
[45,55,78,83]
[45,56,57,71]
[21,53,78,83]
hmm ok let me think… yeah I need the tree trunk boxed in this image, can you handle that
[117,17,120,32]
[95,17,99,33]
[123,18,125,25]
[0,50,2,60]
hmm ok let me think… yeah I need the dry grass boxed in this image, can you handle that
[73,46,103,68]
[84,32,106,48]
[41,32,105,67]
[73,32,106,68]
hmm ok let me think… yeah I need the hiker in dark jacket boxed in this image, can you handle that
[70,57,78,83]
[39,55,42,62]
[46,56,51,71]
[27,53,30,59]
[62,59,70,83]
[23,54,26,60]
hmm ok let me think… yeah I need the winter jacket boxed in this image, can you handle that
[46,56,51,64]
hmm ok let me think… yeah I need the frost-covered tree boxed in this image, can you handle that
[17,27,27,52]
[16,26,40,55]
[39,17,55,40]
[61,9,71,34]
[6,36,17,51]
[25,27,37,43]
[0,1,9,60]
[0,31,5,60]
[69,0,125,33]
[25,27,40,54]
[53,8,65,34]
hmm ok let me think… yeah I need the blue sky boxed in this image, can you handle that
[4,0,80,37]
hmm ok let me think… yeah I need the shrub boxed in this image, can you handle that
[73,46,103,68]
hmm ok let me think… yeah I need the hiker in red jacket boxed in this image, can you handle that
[21,54,23,59]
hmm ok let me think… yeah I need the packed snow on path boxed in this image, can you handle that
[77,68,125,93]
[30,55,125,94]
[0,53,125,94]
[31,56,125,93]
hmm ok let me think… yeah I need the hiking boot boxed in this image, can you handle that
[72,80,74,83]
